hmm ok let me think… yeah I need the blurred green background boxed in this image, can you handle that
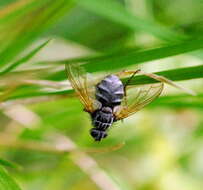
[0,0,203,190]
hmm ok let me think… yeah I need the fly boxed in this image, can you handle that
[66,64,195,141]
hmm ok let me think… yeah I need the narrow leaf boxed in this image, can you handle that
[83,38,203,72]
[76,0,186,41]
[0,0,73,68]
[124,64,203,85]
[0,166,22,190]
[0,158,21,170]
[7,65,203,100]
[45,38,203,78]
[0,39,51,75]
[150,94,203,109]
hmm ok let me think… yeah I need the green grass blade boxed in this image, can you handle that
[8,65,203,100]
[83,38,203,72]
[46,38,203,80]
[0,158,21,170]
[0,0,73,68]
[0,39,51,75]
[124,64,203,85]
[0,166,22,190]
[0,0,46,24]
[150,94,203,109]
[76,0,186,41]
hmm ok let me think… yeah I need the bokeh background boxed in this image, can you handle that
[0,0,203,190]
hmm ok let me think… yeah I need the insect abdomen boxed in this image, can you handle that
[92,108,114,130]
[96,75,124,107]
[93,120,112,130]
[90,107,114,141]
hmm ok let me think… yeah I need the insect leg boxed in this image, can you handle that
[116,70,141,79]
[123,69,141,88]
[117,70,141,106]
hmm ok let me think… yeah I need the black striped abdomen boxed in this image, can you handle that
[92,108,114,131]
[96,75,124,107]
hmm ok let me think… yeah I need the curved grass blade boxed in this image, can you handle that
[83,38,203,72]
[126,64,203,85]
[0,158,21,170]
[149,94,203,109]
[46,37,203,75]
[0,166,22,190]
[0,39,51,75]
[0,0,73,68]
[76,0,186,42]
[5,65,203,100]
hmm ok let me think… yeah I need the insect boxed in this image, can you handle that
[66,64,195,141]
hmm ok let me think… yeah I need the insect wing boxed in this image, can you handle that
[114,83,164,120]
[65,64,99,113]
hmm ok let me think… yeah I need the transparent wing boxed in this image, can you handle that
[114,83,164,120]
[65,64,99,113]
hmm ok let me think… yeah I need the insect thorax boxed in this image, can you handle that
[95,75,124,107]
